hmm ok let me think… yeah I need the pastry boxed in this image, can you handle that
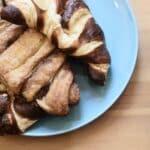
[0,0,111,135]
[0,20,80,134]
[0,93,44,134]
[1,0,111,85]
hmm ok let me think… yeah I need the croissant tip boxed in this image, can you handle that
[88,64,110,85]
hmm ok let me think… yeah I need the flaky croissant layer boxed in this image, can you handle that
[1,0,111,85]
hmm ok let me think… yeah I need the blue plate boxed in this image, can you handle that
[24,0,138,137]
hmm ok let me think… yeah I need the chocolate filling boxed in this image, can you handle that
[61,0,88,28]
[14,96,45,120]
[1,5,27,26]
[79,18,105,44]
[35,84,50,100]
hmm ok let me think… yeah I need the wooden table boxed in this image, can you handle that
[0,0,150,149]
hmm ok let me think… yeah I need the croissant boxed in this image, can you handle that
[1,0,111,85]
[0,66,80,134]
[0,20,80,134]
[0,93,44,134]
[0,74,80,134]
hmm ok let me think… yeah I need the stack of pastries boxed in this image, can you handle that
[0,0,111,134]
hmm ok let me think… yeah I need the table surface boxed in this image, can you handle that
[0,0,150,150]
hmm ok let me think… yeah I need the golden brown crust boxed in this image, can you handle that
[0,20,11,33]
[22,51,65,101]
[0,20,25,53]
[37,64,74,115]
[0,23,25,53]
[3,39,54,94]
[0,29,44,75]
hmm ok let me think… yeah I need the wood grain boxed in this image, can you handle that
[0,0,150,150]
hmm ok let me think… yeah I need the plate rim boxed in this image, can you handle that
[23,0,139,137]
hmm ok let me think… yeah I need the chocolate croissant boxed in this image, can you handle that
[0,93,44,134]
[0,20,80,108]
[0,72,80,135]
[0,84,80,135]
[0,20,80,134]
[1,0,111,85]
